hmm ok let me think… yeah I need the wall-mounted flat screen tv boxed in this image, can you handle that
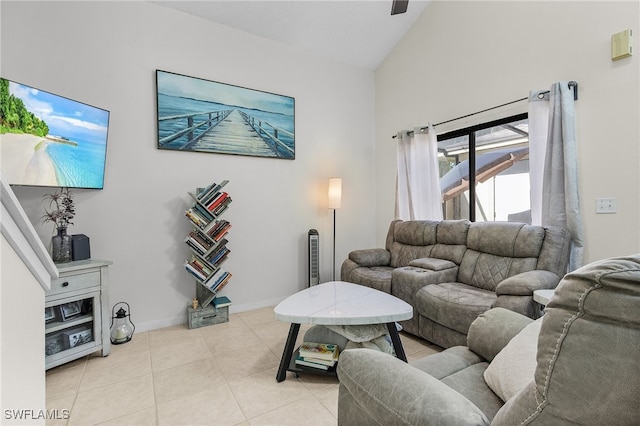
[0,78,110,189]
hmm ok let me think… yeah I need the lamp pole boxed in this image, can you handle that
[332,207,336,281]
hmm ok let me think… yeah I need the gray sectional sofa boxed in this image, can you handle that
[341,219,570,348]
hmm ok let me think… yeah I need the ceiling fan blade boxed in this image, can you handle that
[391,0,409,15]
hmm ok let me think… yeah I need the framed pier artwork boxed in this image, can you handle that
[155,70,295,159]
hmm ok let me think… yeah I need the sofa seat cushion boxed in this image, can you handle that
[442,363,505,422]
[411,346,483,379]
[416,282,496,334]
[410,345,504,421]
[345,266,393,293]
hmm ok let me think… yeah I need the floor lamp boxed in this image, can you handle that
[328,177,342,281]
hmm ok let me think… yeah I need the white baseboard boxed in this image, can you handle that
[135,295,290,333]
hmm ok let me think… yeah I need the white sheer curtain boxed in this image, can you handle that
[529,82,584,271]
[395,124,443,220]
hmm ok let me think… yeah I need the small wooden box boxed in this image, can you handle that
[187,305,229,329]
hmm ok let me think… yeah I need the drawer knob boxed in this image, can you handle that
[61,281,69,287]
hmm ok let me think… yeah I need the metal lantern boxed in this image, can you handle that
[110,302,135,344]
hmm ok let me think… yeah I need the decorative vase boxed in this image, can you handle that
[52,227,72,263]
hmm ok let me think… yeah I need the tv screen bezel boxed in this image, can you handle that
[0,77,110,190]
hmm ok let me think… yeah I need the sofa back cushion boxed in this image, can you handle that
[466,222,545,258]
[535,226,571,277]
[430,220,470,264]
[388,220,470,268]
[458,222,545,290]
[388,220,438,267]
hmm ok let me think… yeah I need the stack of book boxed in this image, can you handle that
[206,220,231,241]
[206,268,232,292]
[213,296,232,309]
[295,342,339,370]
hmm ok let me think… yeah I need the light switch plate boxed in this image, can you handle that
[596,198,617,214]
[612,29,632,61]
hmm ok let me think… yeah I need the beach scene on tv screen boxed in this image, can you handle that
[0,78,109,189]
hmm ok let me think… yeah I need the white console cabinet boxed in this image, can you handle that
[45,259,112,370]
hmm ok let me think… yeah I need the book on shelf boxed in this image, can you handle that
[302,355,337,367]
[206,268,231,290]
[209,221,231,241]
[297,344,339,367]
[185,231,212,253]
[185,239,206,256]
[190,256,213,276]
[193,202,214,222]
[198,180,229,205]
[213,296,232,308]
[210,199,232,217]
[184,262,207,281]
[211,276,231,294]
[294,355,330,370]
[185,209,206,228]
[194,229,214,246]
[205,220,225,237]
[196,181,217,200]
[209,272,232,292]
[299,342,339,361]
[205,241,229,265]
[206,192,229,211]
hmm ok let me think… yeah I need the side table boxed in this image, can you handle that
[533,289,555,317]
[533,289,554,306]
[45,259,111,369]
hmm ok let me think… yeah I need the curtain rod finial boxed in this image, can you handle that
[569,81,578,100]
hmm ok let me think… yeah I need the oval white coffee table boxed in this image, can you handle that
[274,281,413,382]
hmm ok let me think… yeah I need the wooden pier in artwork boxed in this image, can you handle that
[158,109,294,159]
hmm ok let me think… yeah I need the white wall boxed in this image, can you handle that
[1,1,377,331]
[1,236,46,425]
[375,1,640,263]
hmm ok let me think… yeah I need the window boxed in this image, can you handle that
[437,114,530,222]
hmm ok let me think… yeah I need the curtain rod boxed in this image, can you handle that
[392,81,578,139]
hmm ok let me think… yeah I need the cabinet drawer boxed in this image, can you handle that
[188,306,229,329]
[49,271,100,296]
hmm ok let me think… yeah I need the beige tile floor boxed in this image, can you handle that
[46,306,440,426]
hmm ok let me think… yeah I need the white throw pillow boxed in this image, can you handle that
[483,318,542,402]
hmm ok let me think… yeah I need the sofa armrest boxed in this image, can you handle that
[408,257,457,271]
[348,248,391,267]
[495,270,561,296]
[467,308,532,362]
[337,349,490,426]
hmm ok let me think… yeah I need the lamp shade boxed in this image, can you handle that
[328,177,342,209]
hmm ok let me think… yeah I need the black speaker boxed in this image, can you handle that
[71,234,91,261]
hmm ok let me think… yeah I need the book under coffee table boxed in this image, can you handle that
[273,280,413,382]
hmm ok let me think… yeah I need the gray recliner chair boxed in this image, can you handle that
[337,255,640,425]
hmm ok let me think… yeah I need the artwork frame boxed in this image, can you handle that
[63,328,93,349]
[45,334,64,356]
[45,306,57,323]
[60,301,82,321]
[156,70,295,159]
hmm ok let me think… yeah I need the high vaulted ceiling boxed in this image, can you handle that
[151,1,431,70]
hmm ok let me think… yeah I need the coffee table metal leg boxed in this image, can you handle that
[386,322,407,362]
[276,323,300,382]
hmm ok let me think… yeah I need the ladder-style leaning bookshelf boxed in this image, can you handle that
[184,179,232,308]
